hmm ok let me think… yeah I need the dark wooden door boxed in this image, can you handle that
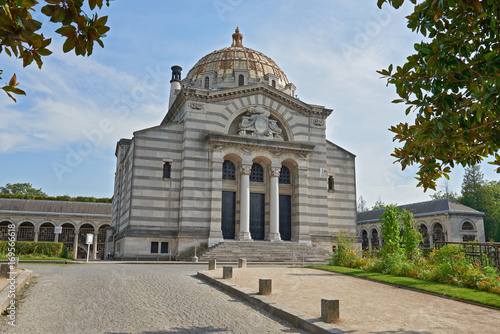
[250,193,265,240]
[279,195,292,241]
[221,191,236,239]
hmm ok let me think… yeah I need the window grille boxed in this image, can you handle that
[433,223,445,243]
[279,165,290,184]
[163,162,171,179]
[161,242,169,253]
[204,76,210,89]
[0,222,10,241]
[238,74,244,86]
[39,223,55,242]
[222,160,236,180]
[462,222,474,230]
[151,242,159,253]
[250,163,264,182]
[18,223,34,241]
[272,80,276,88]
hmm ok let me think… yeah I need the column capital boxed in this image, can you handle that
[270,167,281,178]
[241,164,252,175]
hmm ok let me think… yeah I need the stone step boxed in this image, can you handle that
[198,241,331,263]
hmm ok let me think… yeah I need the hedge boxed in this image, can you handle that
[0,193,111,203]
[0,241,67,258]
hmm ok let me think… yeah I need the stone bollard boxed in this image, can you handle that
[259,279,272,295]
[208,259,216,270]
[321,299,340,323]
[0,264,10,278]
[12,257,19,270]
[222,266,233,279]
[238,258,247,268]
[192,256,198,263]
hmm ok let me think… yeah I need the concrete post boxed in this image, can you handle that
[259,279,272,295]
[34,231,39,242]
[13,257,19,269]
[54,232,59,243]
[92,232,98,260]
[222,266,233,279]
[321,299,340,323]
[0,264,10,278]
[267,168,281,241]
[73,233,79,260]
[238,258,247,268]
[238,165,252,240]
[208,259,216,270]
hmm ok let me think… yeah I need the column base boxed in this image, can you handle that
[237,231,252,241]
[266,233,281,242]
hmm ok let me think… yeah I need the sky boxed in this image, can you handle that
[1,0,498,208]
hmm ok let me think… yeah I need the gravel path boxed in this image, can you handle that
[0,264,307,334]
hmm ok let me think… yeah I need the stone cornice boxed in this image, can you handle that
[206,133,315,155]
[162,83,332,125]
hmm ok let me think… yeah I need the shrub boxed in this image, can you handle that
[331,230,358,267]
[0,241,66,258]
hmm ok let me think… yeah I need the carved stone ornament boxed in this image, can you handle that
[241,165,252,175]
[240,148,253,154]
[237,106,283,140]
[312,118,325,127]
[271,151,283,157]
[271,167,281,177]
[189,102,204,110]
[213,145,225,151]
[296,153,307,160]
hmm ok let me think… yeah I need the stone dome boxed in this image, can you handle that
[184,28,290,88]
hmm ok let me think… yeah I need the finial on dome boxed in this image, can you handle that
[231,27,243,47]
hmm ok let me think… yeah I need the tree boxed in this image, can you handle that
[377,0,500,191]
[1,0,110,101]
[400,209,422,260]
[380,205,401,255]
[357,195,367,212]
[459,165,500,241]
[430,180,459,200]
[0,182,47,196]
[372,196,386,210]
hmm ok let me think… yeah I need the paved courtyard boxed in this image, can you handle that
[0,264,307,334]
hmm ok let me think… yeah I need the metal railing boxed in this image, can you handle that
[434,241,500,268]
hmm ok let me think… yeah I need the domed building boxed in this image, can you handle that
[108,29,357,260]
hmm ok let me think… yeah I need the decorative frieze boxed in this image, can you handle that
[189,102,204,110]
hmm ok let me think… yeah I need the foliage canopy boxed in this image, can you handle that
[377,0,500,191]
[1,0,110,101]
[0,182,46,196]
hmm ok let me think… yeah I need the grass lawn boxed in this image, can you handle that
[308,265,500,309]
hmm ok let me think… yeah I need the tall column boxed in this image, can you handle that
[238,165,252,240]
[208,160,224,246]
[34,231,39,242]
[54,231,59,243]
[73,232,79,260]
[92,232,98,260]
[267,167,281,241]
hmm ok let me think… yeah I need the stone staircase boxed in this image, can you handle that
[198,241,331,263]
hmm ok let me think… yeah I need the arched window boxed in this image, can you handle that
[419,224,430,248]
[461,222,475,230]
[238,74,244,86]
[204,77,210,89]
[279,165,290,184]
[222,160,236,180]
[271,80,276,88]
[371,229,379,249]
[361,230,369,250]
[433,223,445,243]
[250,163,264,182]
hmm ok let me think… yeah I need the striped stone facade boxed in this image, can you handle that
[109,34,357,259]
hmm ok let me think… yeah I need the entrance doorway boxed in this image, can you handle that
[221,191,236,239]
[279,195,291,241]
[250,193,265,240]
